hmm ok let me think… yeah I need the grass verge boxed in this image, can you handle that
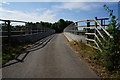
[68,41,120,78]
[2,43,32,64]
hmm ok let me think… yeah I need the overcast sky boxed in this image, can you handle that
[0,2,118,23]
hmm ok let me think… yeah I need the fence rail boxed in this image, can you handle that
[0,19,55,44]
[64,17,113,51]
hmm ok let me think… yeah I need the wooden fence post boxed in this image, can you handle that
[101,19,103,30]
[94,17,97,41]
[86,20,90,44]
[104,19,106,29]
[75,22,78,35]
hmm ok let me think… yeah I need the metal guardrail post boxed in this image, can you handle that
[37,24,38,34]
[7,20,11,45]
[25,23,28,35]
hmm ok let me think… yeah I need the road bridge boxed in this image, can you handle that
[1,17,112,78]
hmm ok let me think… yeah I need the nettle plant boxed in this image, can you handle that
[100,5,120,71]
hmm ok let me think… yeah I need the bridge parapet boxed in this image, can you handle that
[0,19,55,44]
[64,17,113,51]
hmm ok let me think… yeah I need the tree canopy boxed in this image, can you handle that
[27,19,73,33]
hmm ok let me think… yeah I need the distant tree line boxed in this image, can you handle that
[1,19,73,33]
[27,19,73,33]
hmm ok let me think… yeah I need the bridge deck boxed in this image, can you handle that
[2,33,98,78]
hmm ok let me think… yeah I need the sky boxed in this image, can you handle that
[0,2,119,23]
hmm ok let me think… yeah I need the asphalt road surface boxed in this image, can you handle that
[2,33,98,78]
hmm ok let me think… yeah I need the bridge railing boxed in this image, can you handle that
[64,17,113,51]
[0,19,55,44]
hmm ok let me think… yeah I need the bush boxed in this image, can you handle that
[98,5,120,71]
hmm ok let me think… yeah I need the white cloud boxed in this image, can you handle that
[0,8,57,23]
[2,0,119,2]
[54,2,101,11]
[0,1,10,5]
[2,2,10,5]
[36,8,47,11]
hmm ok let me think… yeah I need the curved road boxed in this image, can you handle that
[3,33,98,78]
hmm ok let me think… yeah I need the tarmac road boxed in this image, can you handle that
[2,33,98,78]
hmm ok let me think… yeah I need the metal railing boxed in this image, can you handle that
[0,19,55,37]
[64,17,113,51]
[0,19,55,44]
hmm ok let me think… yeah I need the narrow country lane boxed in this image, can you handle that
[2,33,98,78]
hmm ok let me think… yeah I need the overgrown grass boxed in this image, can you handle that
[69,41,96,58]
[2,42,32,64]
[69,41,120,78]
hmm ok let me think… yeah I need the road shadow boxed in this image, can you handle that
[2,35,54,68]
[2,51,29,68]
